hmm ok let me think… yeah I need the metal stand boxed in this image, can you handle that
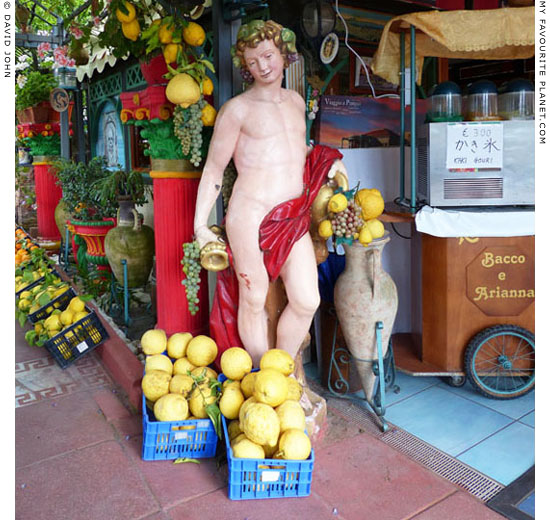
[328,318,399,432]
[109,259,131,331]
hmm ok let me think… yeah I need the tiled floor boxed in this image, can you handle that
[305,363,535,488]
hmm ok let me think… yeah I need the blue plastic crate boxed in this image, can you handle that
[44,307,109,369]
[141,393,218,461]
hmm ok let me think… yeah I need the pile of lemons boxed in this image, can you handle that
[219,348,312,462]
[319,187,386,247]
[33,296,89,339]
[16,281,71,315]
[140,329,221,422]
[115,1,140,41]
[15,268,48,294]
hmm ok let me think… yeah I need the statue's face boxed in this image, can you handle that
[243,38,285,85]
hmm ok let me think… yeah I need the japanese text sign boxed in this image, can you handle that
[446,122,503,170]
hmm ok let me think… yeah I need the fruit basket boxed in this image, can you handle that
[141,394,218,461]
[15,269,59,299]
[221,414,315,501]
[27,287,76,324]
[44,306,109,368]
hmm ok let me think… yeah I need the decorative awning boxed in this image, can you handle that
[371,7,535,86]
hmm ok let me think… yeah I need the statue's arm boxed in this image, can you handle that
[194,100,243,248]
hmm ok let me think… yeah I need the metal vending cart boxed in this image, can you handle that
[364,7,536,406]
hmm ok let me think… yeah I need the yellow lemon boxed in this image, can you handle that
[358,225,373,247]
[202,76,214,95]
[122,19,140,41]
[19,290,32,300]
[165,73,201,108]
[240,372,257,399]
[144,354,173,375]
[357,190,385,220]
[276,428,311,460]
[34,322,44,335]
[286,376,303,401]
[182,21,206,47]
[186,335,218,367]
[190,366,218,381]
[141,370,171,402]
[223,379,241,391]
[59,309,74,326]
[18,299,31,311]
[115,1,136,23]
[241,402,280,448]
[44,314,61,331]
[232,438,265,459]
[53,286,69,298]
[141,328,167,355]
[219,386,245,420]
[173,357,196,376]
[166,332,193,359]
[159,21,174,44]
[73,311,88,323]
[163,42,181,64]
[364,218,385,239]
[276,400,306,433]
[318,219,333,238]
[259,349,295,376]
[253,368,289,407]
[238,396,258,426]
[220,347,253,381]
[68,296,85,313]
[153,393,189,422]
[188,385,217,419]
[227,419,243,441]
[200,103,217,126]
[328,193,348,213]
[231,432,247,447]
[169,374,195,397]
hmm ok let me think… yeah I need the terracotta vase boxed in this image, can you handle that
[333,233,398,402]
[104,199,155,288]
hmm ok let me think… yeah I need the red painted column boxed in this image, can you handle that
[150,159,209,336]
[33,156,62,243]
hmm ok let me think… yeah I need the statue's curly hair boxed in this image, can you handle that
[231,19,297,71]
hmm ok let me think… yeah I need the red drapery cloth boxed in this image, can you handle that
[209,145,343,366]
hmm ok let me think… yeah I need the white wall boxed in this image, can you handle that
[338,147,414,334]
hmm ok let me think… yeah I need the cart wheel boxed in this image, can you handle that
[465,325,535,399]
[442,375,466,388]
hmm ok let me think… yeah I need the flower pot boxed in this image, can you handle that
[140,53,169,86]
[70,217,117,273]
[333,233,398,402]
[16,102,51,124]
[104,201,155,288]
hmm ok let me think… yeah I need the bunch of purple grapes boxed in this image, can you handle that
[329,199,363,239]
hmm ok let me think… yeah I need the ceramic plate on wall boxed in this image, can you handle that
[320,33,339,64]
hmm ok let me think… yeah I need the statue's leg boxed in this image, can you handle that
[226,221,270,368]
[276,232,320,360]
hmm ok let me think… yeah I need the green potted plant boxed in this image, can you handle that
[94,169,156,288]
[53,157,118,273]
[15,70,58,123]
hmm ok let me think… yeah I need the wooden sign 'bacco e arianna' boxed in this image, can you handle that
[466,243,535,317]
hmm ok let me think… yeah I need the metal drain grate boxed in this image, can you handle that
[326,395,505,503]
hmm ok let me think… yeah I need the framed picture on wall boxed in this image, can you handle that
[349,46,399,95]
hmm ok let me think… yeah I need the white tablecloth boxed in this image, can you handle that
[415,206,535,238]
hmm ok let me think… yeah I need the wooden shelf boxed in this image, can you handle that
[379,201,417,224]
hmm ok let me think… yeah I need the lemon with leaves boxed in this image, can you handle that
[122,19,140,41]
[163,43,181,64]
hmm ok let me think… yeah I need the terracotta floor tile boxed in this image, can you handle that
[16,441,159,520]
[16,390,116,468]
[121,435,227,508]
[410,490,506,519]
[313,432,457,520]
[167,487,340,520]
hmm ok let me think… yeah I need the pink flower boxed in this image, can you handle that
[67,58,76,67]
[54,45,69,66]
[70,25,84,40]
[93,16,101,27]
[37,42,51,58]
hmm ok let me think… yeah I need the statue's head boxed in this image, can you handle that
[231,20,298,82]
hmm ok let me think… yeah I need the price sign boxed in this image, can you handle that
[446,122,503,170]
